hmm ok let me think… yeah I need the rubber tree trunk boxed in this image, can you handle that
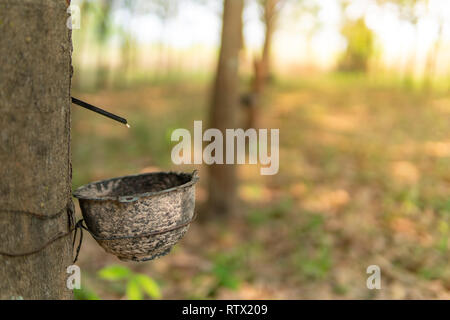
[0,0,73,299]
[207,0,244,216]
[261,0,278,82]
[244,0,278,129]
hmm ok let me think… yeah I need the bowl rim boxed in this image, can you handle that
[73,170,199,203]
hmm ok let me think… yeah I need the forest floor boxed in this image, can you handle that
[72,74,450,299]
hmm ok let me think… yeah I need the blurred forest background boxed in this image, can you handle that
[70,0,450,299]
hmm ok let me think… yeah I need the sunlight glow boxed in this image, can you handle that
[72,0,450,76]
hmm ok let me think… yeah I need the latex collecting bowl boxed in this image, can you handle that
[73,171,198,262]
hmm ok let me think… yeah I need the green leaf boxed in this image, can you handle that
[126,277,143,300]
[135,274,161,299]
[98,265,131,281]
[73,287,101,300]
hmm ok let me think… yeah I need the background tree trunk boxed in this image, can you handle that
[207,0,244,216]
[260,0,278,82]
[0,0,73,299]
[243,0,280,130]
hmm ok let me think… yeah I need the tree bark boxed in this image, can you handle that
[207,0,244,216]
[0,0,73,299]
